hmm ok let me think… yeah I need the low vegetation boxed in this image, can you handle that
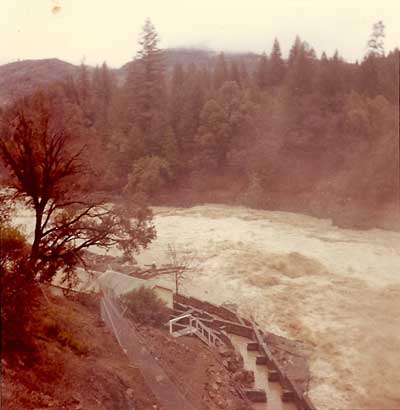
[121,286,170,327]
[1,293,159,410]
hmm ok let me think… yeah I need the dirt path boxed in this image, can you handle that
[101,296,197,410]
[123,327,198,410]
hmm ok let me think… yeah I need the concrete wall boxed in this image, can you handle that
[174,294,239,323]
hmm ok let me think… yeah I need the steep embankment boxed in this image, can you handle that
[1,293,158,410]
[1,290,252,410]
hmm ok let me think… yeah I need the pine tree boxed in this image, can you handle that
[169,63,185,136]
[213,52,229,90]
[255,52,269,91]
[137,19,165,127]
[92,62,114,132]
[317,51,345,110]
[367,20,385,57]
[379,48,400,103]
[100,62,113,106]
[359,21,386,97]
[77,62,91,104]
[229,60,241,85]
[238,60,250,87]
[288,36,302,67]
[268,38,286,87]
[176,64,207,160]
[125,18,166,154]
[286,39,315,97]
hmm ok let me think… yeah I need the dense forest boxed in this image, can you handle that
[2,19,399,229]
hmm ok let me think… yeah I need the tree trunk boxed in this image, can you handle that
[29,205,44,280]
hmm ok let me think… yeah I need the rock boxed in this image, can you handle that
[233,370,255,387]
[218,346,233,357]
[126,388,134,399]
[215,395,228,408]
[243,370,255,385]
[41,395,52,406]
[233,370,243,382]
[222,359,229,369]
[244,388,267,403]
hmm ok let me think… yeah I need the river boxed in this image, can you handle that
[134,205,400,410]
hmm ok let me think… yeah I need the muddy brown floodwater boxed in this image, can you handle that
[14,204,400,409]
[132,205,400,410]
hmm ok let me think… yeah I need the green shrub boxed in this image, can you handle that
[56,330,89,355]
[42,318,89,355]
[121,286,169,327]
[0,224,37,357]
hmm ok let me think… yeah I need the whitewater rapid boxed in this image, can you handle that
[134,205,400,410]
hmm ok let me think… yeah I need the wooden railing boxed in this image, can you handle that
[169,313,223,347]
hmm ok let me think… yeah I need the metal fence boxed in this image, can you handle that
[100,289,198,410]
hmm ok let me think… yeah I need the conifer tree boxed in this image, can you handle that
[213,52,229,90]
[238,60,250,87]
[229,60,241,85]
[77,62,91,104]
[288,36,302,67]
[359,21,386,97]
[169,63,186,140]
[135,18,165,134]
[317,51,345,110]
[367,20,385,57]
[268,38,286,87]
[92,62,114,132]
[123,18,166,156]
[286,39,315,97]
[255,52,269,91]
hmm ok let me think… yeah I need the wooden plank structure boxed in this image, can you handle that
[129,264,186,279]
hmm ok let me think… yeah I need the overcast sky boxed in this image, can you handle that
[1,0,399,67]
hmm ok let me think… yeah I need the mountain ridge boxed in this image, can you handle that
[0,48,260,106]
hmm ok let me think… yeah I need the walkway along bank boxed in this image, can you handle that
[93,267,317,410]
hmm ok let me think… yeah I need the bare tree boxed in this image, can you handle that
[0,94,156,286]
[166,243,198,294]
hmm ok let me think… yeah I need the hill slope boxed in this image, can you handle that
[0,58,78,106]
[1,290,251,410]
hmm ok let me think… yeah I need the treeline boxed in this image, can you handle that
[6,20,400,228]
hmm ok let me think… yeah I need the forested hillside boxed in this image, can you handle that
[1,19,398,228]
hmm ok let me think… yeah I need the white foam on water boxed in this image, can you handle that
[137,205,400,410]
